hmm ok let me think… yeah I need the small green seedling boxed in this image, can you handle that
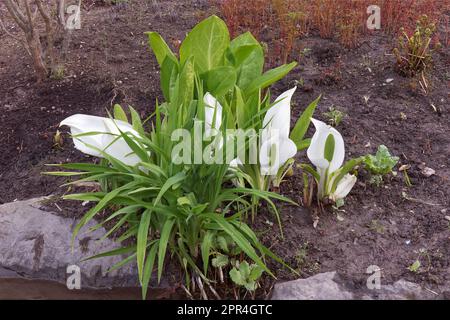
[229,261,264,291]
[212,254,229,268]
[408,260,421,273]
[323,106,345,127]
[364,145,399,186]
[369,174,383,187]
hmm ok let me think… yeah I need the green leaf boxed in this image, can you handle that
[229,32,264,89]
[245,62,297,96]
[202,66,237,96]
[216,235,229,253]
[137,209,152,282]
[249,264,264,281]
[408,260,421,273]
[233,86,246,128]
[290,95,321,149]
[142,242,158,299]
[157,218,175,283]
[82,245,136,262]
[300,164,320,181]
[72,182,137,246]
[161,56,179,101]
[129,106,145,136]
[229,261,261,291]
[146,31,177,67]
[201,231,214,274]
[113,104,128,122]
[212,254,229,268]
[330,156,365,192]
[178,57,196,113]
[229,266,246,286]
[179,15,230,73]
[297,138,311,151]
[203,213,273,277]
[364,145,399,175]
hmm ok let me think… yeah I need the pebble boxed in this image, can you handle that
[421,167,435,177]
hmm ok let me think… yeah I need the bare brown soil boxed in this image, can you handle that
[0,0,449,299]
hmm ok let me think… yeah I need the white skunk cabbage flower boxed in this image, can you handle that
[203,92,223,138]
[259,87,298,176]
[330,173,357,201]
[60,114,144,166]
[307,118,357,200]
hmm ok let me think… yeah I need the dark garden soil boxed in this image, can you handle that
[0,0,449,299]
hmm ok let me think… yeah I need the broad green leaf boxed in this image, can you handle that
[202,66,237,96]
[245,62,297,96]
[229,32,264,89]
[179,15,230,73]
[146,31,177,67]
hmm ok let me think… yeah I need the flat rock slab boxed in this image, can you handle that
[271,271,440,300]
[271,272,353,300]
[0,198,139,288]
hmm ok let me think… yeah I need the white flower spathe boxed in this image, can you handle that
[60,114,144,166]
[259,87,297,175]
[307,118,356,200]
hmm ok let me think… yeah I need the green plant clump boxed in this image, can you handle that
[46,15,321,298]
[393,15,440,77]
[364,145,399,176]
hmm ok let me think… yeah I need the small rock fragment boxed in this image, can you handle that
[420,167,435,177]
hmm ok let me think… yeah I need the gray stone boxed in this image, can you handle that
[361,279,434,300]
[0,198,139,288]
[271,271,354,300]
[271,272,442,300]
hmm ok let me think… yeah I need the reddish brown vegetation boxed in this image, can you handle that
[218,0,449,65]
